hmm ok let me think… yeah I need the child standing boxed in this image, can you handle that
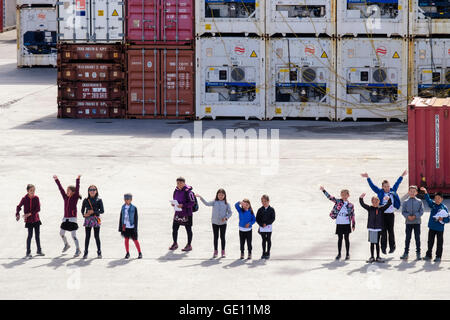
[359,194,392,263]
[421,187,449,262]
[118,193,142,259]
[54,175,82,257]
[196,189,233,258]
[81,185,104,259]
[256,195,276,260]
[235,199,256,260]
[400,186,424,260]
[320,186,355,260]
[16,184,44,258]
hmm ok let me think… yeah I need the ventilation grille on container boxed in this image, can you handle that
[373,68,387,83]
[231,67,245,82]
[302,68,316,83]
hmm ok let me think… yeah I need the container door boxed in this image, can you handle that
[127,48,159,116]
[57,0,90,42]
[161,0,193,42]
[161,49,194,117]
[20,8,57,58]
[91,0,124,42]
[126,0,158,42]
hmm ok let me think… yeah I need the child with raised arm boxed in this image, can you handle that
[359,194,392,263]
[235,199,256,260]
[320,186,355,260]
[54,175,82,257]
[16,184,44,258]
[421,187,449,262]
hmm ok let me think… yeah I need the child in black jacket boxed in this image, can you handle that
[360,194,392,263]
[256,195,276,260]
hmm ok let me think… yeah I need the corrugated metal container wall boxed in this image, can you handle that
[196,37,266,120]
[408,97,450,195]
[126,0,194,44]
[266,37,336,120]
[58,81,123,100]
[17,7,57,67]
[412,39,450,99]
[409,0,450,36]
[17,0,57,5]
[266,0,335,37]
[336,37,408,121]
[195,0,265,36]
[337,0,408,37]
[57,0,124,43]
[58,43,124,63]
[127,46,195,118]
[3,0,16,31]
[58,100,125,118]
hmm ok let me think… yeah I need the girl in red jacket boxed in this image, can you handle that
[16,184,44,259]
[54,175,82,257]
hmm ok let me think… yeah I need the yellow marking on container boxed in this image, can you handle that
[398,5,402,10]
[255,2,259,7]
[112,9,118,16]
[279,69,289,72]
[398,90,402,94]
[423,70,432,73]
[275,108,282,114]
[250,51,257,58]
[392,51,400,59]
[205,24,211,30]
[321,51,328,58]
[98,10,104,16]
[113,53,118,58]
[350,68,356,72]
[346,108,353,115]
[209,67,215,71]
[205,107,212,114]
[255,88,260,93]
[326,88,330,93]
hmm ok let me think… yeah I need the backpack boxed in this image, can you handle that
[173,187,199,213]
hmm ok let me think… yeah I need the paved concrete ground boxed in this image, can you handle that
[1,30,449,300]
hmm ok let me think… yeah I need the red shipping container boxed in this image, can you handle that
[58,81,123,100]
[126,0,194,44]
[408,97,450,195]
[58,44,124,63]
[127,46,194,118]
[59,63,124,82]
[58,100,125,119]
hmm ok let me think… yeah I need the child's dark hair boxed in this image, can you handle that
[215,188,227,204]
[27,184,35,191]
[435,191,444,199]
[261,194,270,202]
[176,177,185,183]
[68,185,82,200]
[382,180,389,186]
[87,185,99,198]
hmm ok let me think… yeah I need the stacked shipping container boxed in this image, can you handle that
[125,0,195,119]
[56,0,126,118]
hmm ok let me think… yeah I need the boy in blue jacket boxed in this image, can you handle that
[361,170,407,254]
[421,188,449,262]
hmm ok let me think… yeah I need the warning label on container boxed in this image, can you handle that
[321,51,328,58]
[250,51,257,58]
[392,51,400,59]
[305,45,315,56]
[234,46,245,55]
[376,46,387,56]
[112,9,119,16]
[76,0,86,16]
[98,10,104,16]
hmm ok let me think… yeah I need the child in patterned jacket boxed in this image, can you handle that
[320,186,356,260]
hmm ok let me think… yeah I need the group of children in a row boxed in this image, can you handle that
[321,170,449,263]
[16,176,276,260]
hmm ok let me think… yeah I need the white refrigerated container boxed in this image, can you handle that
[409,0,450,36]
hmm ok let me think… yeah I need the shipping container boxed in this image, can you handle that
[2,0,16,32]
[408,97,450,195]
[195,0,265,36]
[17,7,57,67]
[409,0,450,36]
[58,100,125,118]
[196,37,265,120]
[57,0,124,43]
[126,0,194,44]
[58,81,123,100]
[411,39,450,99]
[337,0,407,37]
[17,0,56,6]
[266,0,335,37]
[266,38,336,120]
[336,37,408,121]
[58,63,123,81]
[58,43,124,63]
[127,46,195,118]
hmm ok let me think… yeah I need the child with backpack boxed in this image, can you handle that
[320,186,355,260]
[235,199,256,260]
[16,184,44,258]
[169,177,197,252]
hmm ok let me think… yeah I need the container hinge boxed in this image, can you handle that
[118,18,124,21]
[118,33,125,37]
[56,1,64,5]
[118,2,124,5]
[57,18,65,21]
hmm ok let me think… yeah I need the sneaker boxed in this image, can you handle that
[62,243,70,253]
[124,252,130,259]
[423,255,432,261]
[247,253,252,260]
[345,254,350,261]
[182,245,192,252]
[169,243,178,251]
[221,250,226,258]
[240,253,245,260]
[97,251,102,259]
[265,253,270,260]
[261,254,266,260]
[25,253,32,259]
[400,253,408,260]
[434,257,441,263]
[376,257,385,263]
[74,249,81,258]
[82,252,88,259]
[335,254,341,260]
[36,251,45,257]
[367,257,375,263]
[138,252,143,259]
[213,250,218,259]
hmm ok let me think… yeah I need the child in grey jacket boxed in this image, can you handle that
[400,186,424,260]
[196,189,233,258]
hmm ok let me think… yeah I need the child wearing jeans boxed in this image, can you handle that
[118,193,142,259]
[359,194,392,263]
[256,195,276,260]
[16,184,44,258]
[320,186,355,260]
[235,199,256,260]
